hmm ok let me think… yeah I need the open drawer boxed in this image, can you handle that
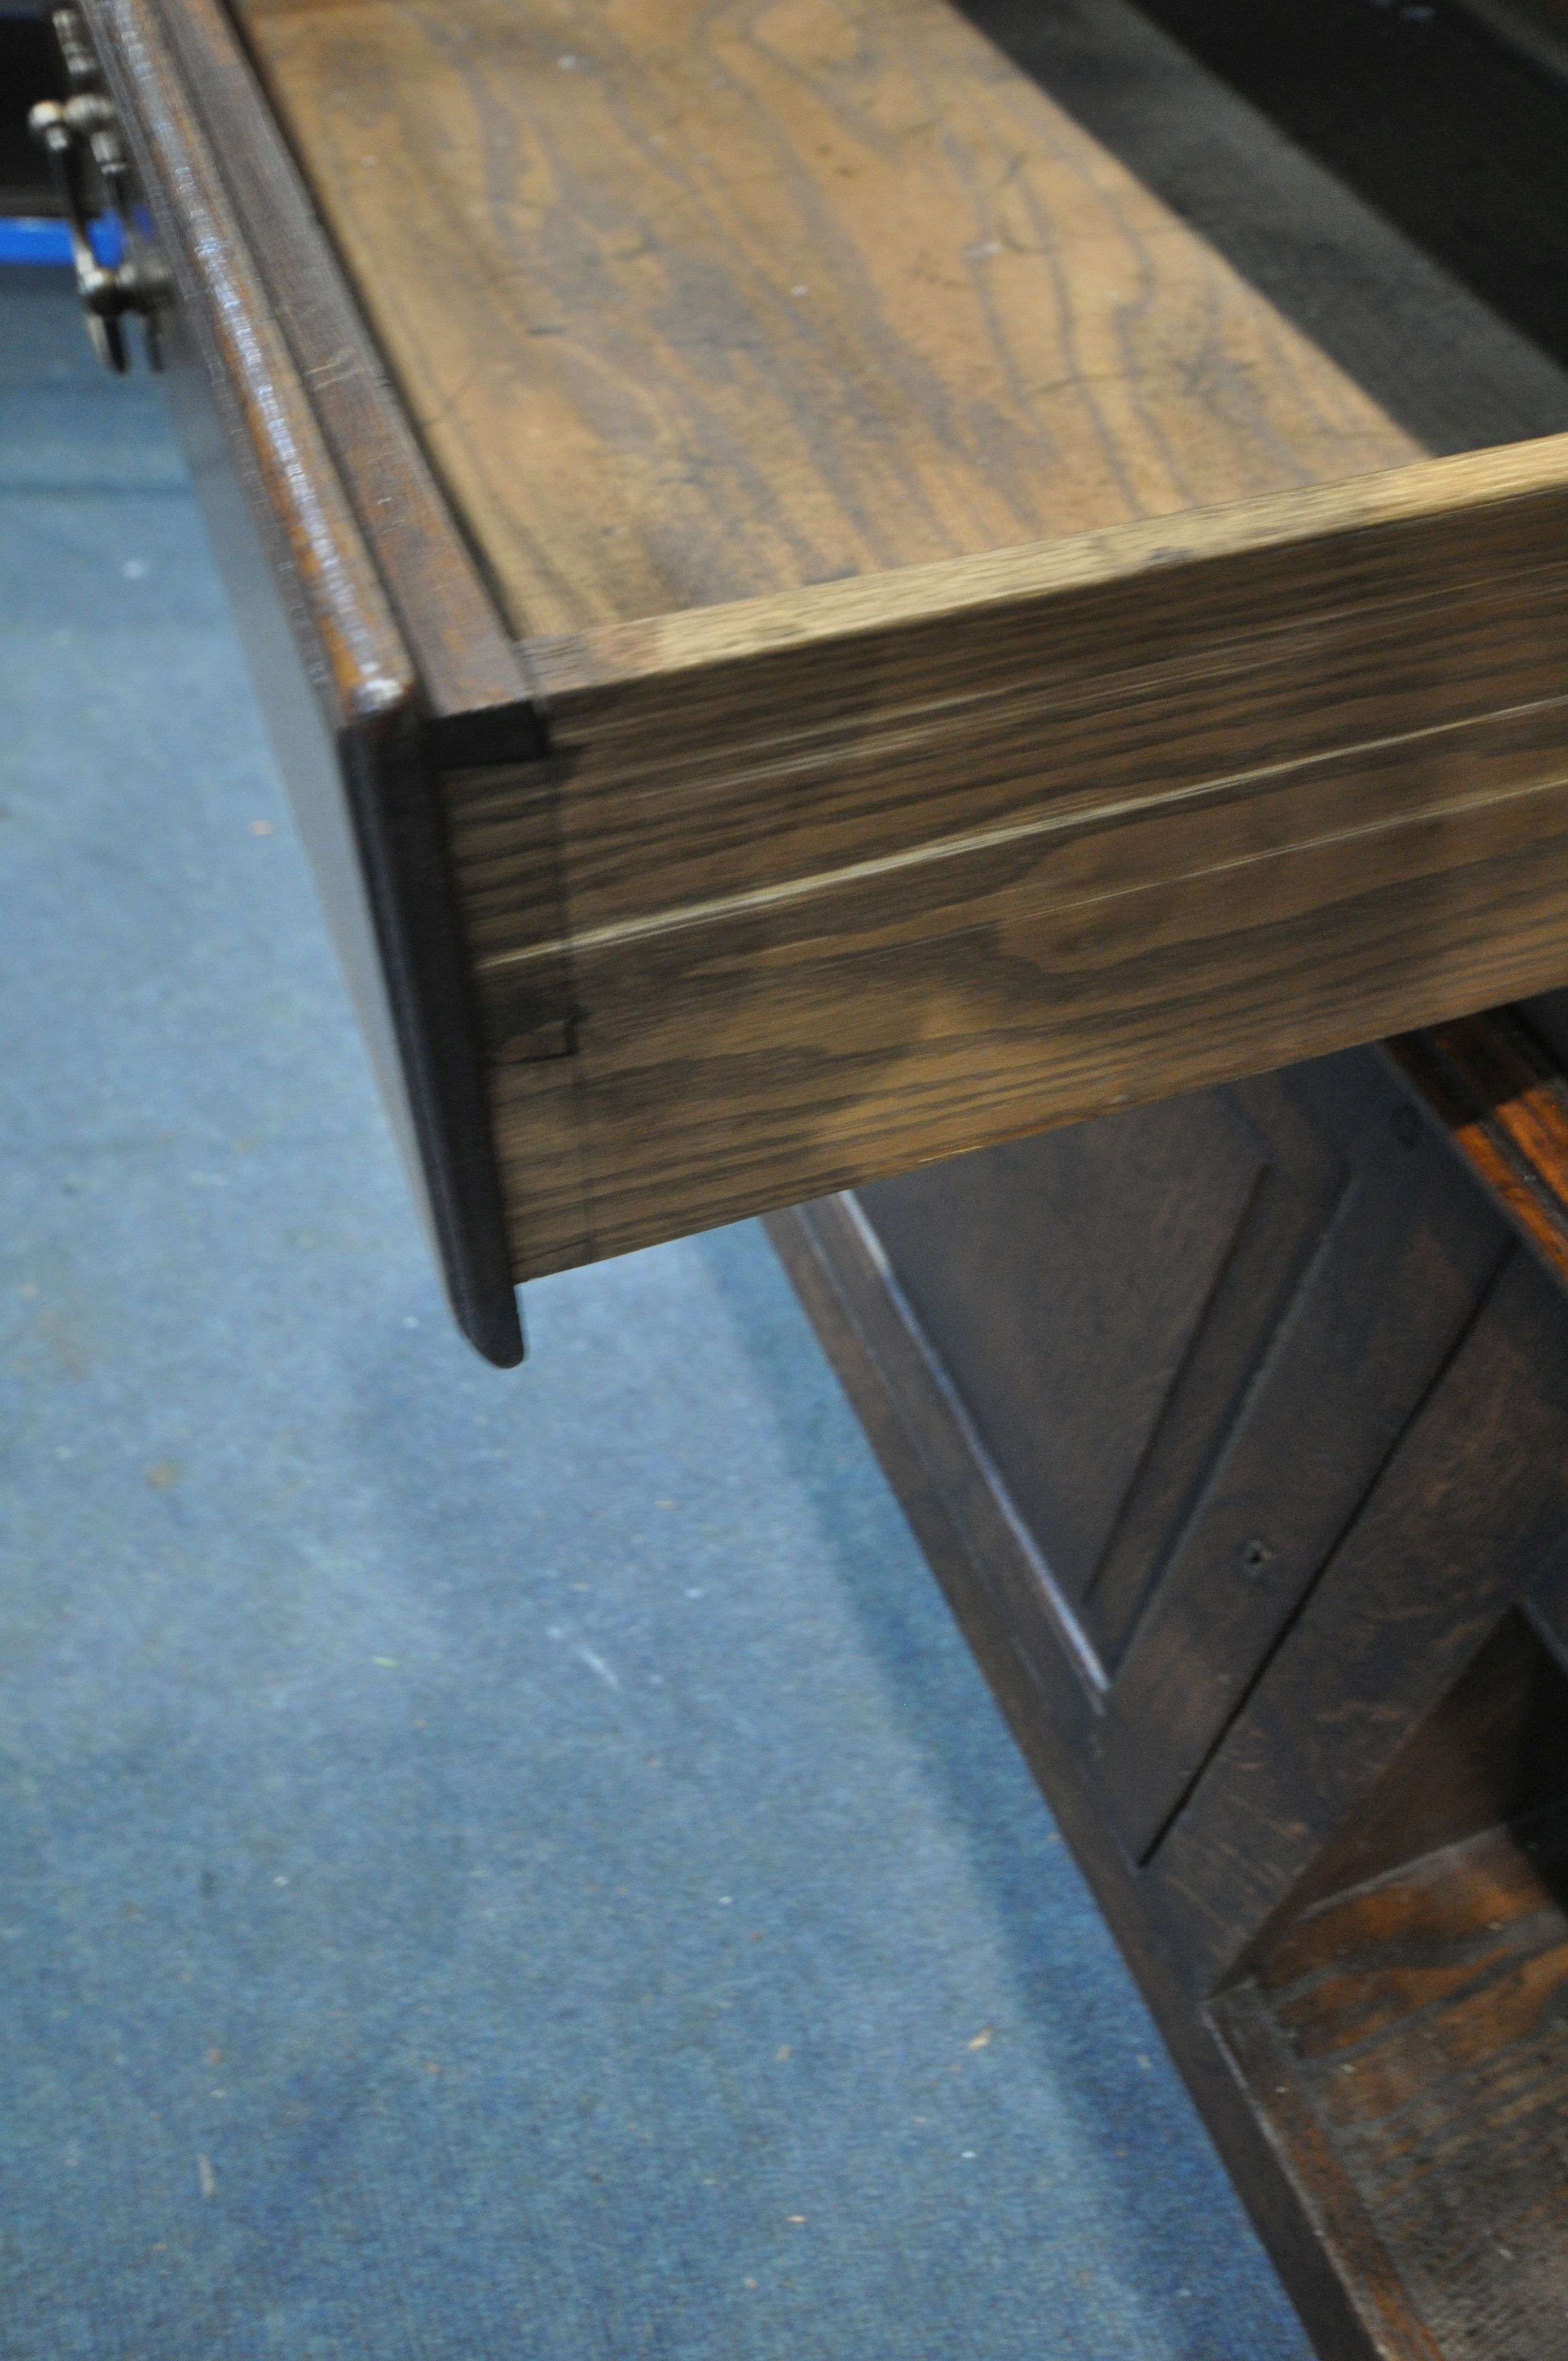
[71,0,1568,1359]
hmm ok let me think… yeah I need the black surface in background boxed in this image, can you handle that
[961,0,1568,451]
[1129,0,1568,365]
[1,10,62,211]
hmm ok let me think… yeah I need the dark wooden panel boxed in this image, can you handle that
[1521,985,1568,1065]
[772,1170,1568,2360]
[1097,1057,1511,1859]
[857,1092,1267,1608]
[767,1193,1419,2361]
[1153,1247,1568,1985]
[776,1195,1106,1735]
[858,1047,1513,1840]
[859,1067,1362,1671]
[1275,1607,1568,1920]
[1080,1071,1351,1667]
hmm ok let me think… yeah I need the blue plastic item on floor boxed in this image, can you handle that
[0,211,124,268]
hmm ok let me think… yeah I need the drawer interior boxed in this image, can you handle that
[175,0,1568,1291]
[233,0,1418,637]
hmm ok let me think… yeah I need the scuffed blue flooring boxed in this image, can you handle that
[0,267,1311,2361]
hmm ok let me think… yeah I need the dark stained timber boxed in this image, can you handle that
[79,0,525,1360]
[496,462,1568,1272]
[772,1160,1568,2359]
[74,0,1568,2347]
[193,0,1568,1282]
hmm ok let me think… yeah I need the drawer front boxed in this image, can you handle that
[74,0,526,1361]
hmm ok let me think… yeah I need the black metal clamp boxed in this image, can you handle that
[29,7,168,373]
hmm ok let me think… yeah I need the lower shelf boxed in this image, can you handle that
[1217,1802,1568,2361]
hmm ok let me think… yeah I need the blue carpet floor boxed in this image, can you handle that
[0,265,1312,2361]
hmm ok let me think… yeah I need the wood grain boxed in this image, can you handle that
[1227,1788,1568,2361]
[231,0,1417,638]
[862,1086,1284,1619]
[151,0,533,721]
[215,0,1568,1281]
[783,1087,1568,2358]
[80,0,524,1358]
[769,1184,1444,2361]
[472,448,1568,1272]
[117,0,1568,1314]
[1093,1059,1510,1864]
[1387,1011,1568,1294]
[1152,1243,1568,1987]
[91,0,410,725]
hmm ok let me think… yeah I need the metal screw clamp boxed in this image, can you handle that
[29,14,168,374]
